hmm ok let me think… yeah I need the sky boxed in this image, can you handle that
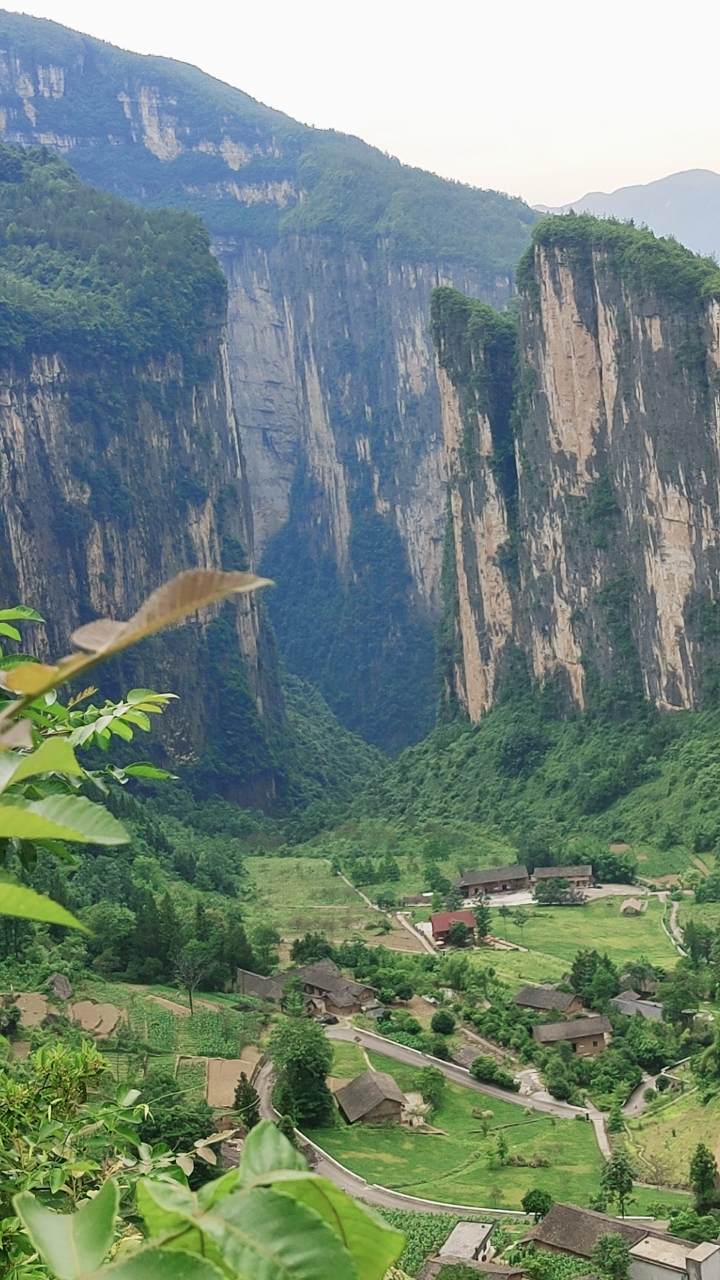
[11,0,720,206]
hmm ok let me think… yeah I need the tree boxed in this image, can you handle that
[601,1151,635,1217]
[418,1066,445,1113]
[431,1009,456,1035]
[269,1016,334,1127]
[592,1232,631,1280]
[495,1131,508,1164]
[445,885,464,911]
[252,923,281,974]
[448,920,470,947]
[290,932,335,964]
[233,1072,261,1130]
[521,1188,554,1222]
[473,893,492,939]
[690,1142,718,1209]
[513,908,530,944]
[174,940,210,1014]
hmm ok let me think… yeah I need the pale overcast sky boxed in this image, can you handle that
[10,0,720,207]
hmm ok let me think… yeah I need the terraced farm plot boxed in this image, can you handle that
[489,896,677,969]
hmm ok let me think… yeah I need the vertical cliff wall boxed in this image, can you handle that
[0,144,285,804]
[434,216,720,718]
[0,10,537,749]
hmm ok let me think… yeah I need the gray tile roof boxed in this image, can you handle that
[297,959,373,1005]
[515,985,580,1012]
[335,1071,406,1123]
[458,865,529,887]
[533,1015,611,1044]
[528,1204,648,1257]
[533,865,592,880]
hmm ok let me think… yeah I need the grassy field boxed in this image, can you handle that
[314,1048,604,1208]
[243,856,398,943]
[488,896,677,970]
[314,1047,690,1211]
[469,946,568,987]
[625,1088,720,1190]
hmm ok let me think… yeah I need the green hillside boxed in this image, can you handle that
[0,9,536,273]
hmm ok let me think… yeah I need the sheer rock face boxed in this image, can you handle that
[217,236,508,613]
[0,12,532,746]
[436,243,720,718]
[0,331,283,793]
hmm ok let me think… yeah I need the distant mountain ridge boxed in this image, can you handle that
[536,169,720,259]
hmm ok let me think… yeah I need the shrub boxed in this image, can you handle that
[470,1054,519,1091]
[431,1009,456,1035]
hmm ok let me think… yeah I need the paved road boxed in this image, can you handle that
[327,1026,593,1121]
[395,911,436,955]
[253,1058,526,1216]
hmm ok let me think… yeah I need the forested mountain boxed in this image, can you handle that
[0,8,537,750]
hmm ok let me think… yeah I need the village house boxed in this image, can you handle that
[527,1203,720,1280]
[438,1222,496,1264]
[455,865,530,897]
[532,864,593,889]
[621,897,647,916]
[335,1070,406,1124]
[532,1015,612,1057]
[236,958,375,1016]
[514,985,584,1015]
[430,909,476,944]
[610,989,664,1022]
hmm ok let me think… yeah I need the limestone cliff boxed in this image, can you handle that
[434,216,720,719]
[0,9,537,748]
[0,143,284,803]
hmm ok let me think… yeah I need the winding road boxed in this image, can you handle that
[254,1023,604,1216]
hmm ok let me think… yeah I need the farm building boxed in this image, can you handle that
[532,1015,612,1057]
[295,959,376,1015]
[527,1203,720,1279]
[430,910,476,943]
[335,1070,406,1124]
[438,1222,496,1264]
[610,990,664,1021]
[455,865,530,897]
[532,865,593,889]
[514,985,583,1015]
[621,898,646,915]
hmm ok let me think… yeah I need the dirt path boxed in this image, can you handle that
[145,993,224,1016]
[395,911,436,955]
[666,901,686,954]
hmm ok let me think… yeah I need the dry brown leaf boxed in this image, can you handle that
[71,569,273,655]
[0,569,273,717]
[0,719,33,749]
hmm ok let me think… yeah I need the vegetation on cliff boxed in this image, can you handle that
[0,142,225,370]
[517,211,720,310]
[0,10,537,274]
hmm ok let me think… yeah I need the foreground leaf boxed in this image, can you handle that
[201,1186,355,1280]
[0,737,83,792]
[104,1250,224,1280]
[271,1176,404,1280]
[0,794,129,844]
[14,1177,118,1279]
[238,1121,307,1184]
[0,879,86,929]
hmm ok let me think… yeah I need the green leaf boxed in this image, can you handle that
[0,606,44,622]
[238,1121,307,1184]
[0,794,129,844]
[0,622,21,641]
[103,1249,225,1280]
[135,1181,222,1268]
[201,1186,355,1280]
[122,763,177,780]
[14,1176,118,1279]
[0,737,83,793]
[271,1176,404,1280]
[0,879,87,929]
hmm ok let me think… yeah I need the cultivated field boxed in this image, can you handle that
[625,1087,720,1190]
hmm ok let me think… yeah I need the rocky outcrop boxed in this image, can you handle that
[434,217,720,718]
